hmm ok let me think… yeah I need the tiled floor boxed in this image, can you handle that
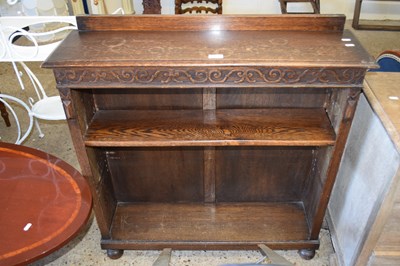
[1,20,399,266]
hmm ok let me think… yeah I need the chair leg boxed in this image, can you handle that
[153,248,172,266]
[258,244,293,265]
[0,98,11,127]
[34,119,45,138]
[310,0,319,14]
[279,0,320,14]
[352,0,363,29]
[175,0,182,14]
[315,0,320,11]
[279,0,288,13]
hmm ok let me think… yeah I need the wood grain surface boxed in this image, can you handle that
[107,202,313,249]
[84,108,336,147]
[76,14,345,32]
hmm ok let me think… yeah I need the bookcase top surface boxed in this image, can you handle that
[43,15,376,69]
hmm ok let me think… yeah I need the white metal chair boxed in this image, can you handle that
[0,16,77,140]
[0,93,34,144]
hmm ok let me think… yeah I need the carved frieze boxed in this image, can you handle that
[54,67,366,88]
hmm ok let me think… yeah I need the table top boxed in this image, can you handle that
[363,72,400,154]
[0,142,92,266]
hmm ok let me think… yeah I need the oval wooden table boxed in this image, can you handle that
[0,142,92,266]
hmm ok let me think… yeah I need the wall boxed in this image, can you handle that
[132,0,400,20]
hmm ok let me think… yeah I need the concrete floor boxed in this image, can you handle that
[0,20,399,266]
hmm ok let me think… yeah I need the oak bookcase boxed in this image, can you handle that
[43,15,375,260]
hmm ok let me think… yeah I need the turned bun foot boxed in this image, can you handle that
[298,248,316,260]
[107,249,124,259]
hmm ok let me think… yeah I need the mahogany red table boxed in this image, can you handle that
[0,142,92,266]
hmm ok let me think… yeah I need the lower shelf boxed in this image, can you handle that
[103,202,318,250]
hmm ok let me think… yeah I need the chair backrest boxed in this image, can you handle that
[175,0,222,14]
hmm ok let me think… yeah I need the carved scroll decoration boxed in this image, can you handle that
[54,67,366,87]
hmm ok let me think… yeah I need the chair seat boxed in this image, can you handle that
[31,96,66,120]
[370,50,400,72]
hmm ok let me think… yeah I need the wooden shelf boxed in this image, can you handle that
[85,108,335,147]
[104,202,318,250]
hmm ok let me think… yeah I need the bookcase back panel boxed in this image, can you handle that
[216,147,314,202]
[93,88,203,110]
[106,147,204,202]
[217,88,330,109]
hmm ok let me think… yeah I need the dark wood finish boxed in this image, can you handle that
[84,109,336,147]
[105,147,204,202]
[52,66,369,89]
[215,147,314,202]
[0,96,11,127]
[301,88,362,239]
[44,19,374,78]
[0,142,92,266]
[204,147,216,203]
[217,88,330,109]
[298,248,316,260]
[142,0,161,14]
[353,0,400,31]
[92,88,203,110]
[175,0,222,14]
[106,249,123,260]
[280,0,320,14]
[63,88,116,238]
[72,14,346,32]
[107,203,314,248]
[43,15,375,259]
[310,89,361,239]
[85,147,117,237]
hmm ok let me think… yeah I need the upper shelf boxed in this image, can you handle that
[84,108,336,147]
[43,15,376,70]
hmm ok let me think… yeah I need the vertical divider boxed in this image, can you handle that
[204,147,216,203]
[203,87,216,110]
[203,88,217,203]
